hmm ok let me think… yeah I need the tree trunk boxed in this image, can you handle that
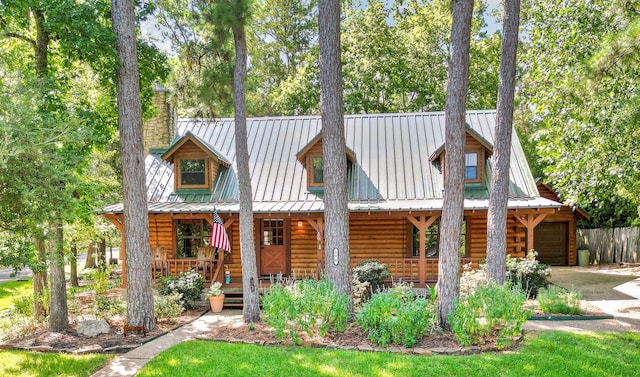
[98,238,107,270]
[85,241,97,269]
[437,0,474,329]
[49,221,68,332]
[319,0,352,312]
[486,0,521,285]
[232,21,261,324]
[70,243,78,287]
[33,239,48,321]
[112,0,155,331]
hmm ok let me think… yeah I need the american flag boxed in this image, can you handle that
[210,209,231,252]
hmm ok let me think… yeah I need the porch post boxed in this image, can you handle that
[408,215,439,285]
[305,217,324,279]
[514,212,550,252]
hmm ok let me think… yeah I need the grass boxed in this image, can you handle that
[138,331,640,377]
[0,350,112,377]
[0,279,32,311]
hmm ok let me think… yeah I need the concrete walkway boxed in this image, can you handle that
[523,266,640,333]
[91,311,244,377]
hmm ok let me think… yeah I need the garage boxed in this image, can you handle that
[534,222,568,265]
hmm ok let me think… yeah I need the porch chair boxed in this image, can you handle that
[152,246,168,277]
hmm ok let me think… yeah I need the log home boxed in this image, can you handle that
[103,88,562,288]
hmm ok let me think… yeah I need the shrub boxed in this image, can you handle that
[357,283,437,348]
[157,270,204,310]
[93,296,126,320]
[262,278,348,344]
[91,269,110,295]
[459,261,488,297]
[352,274,371,312]
[449,282,530,350]
[154,293,184,320]
[506,250,550,298]
[537,285,583,315]
[11,295,33,318]
[353,260,391,291]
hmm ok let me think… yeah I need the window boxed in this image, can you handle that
[180,159,206,186]
[411,220,467,258]
[176,219,211,258]
[308,155,324,186]
[263,219,284,246]
[465,152,478,181]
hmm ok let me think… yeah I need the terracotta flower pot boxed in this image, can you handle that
[209,295,225,313]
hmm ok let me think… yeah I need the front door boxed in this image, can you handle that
[260,219,289,275]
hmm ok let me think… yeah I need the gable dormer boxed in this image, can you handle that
[429,125,493,185]
[296,132,356,191]
[161,131,231,192]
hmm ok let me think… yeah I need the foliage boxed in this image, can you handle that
[0,279,32,312]
[357,283,437,348]
[517,0,640,225]
[449,282,530,350]
[157,270,204,310]
[138,332,640,377]
[90,269,111,295]
[352,260,391,292]
[11,295,34,318]
[351,274,371,312]
[262,278,348,344]
[459,261,487,297]
[93,296,126,320]
[505,250,551,298]
[537,286,583,315]
[207,281,224,297]
[154,293,184,320]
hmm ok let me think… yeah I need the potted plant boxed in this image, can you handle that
[208,281,225,312]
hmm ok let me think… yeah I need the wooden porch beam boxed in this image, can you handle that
[406,215,439,284]
[513,212,551,252]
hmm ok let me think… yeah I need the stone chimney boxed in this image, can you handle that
[143,82,177,153]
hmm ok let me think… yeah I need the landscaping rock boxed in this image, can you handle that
[73,344,103,354]
[77,319,111,337]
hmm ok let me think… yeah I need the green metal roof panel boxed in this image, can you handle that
[136,111,546,210]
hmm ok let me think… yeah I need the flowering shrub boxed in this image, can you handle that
[357,283,437,348]
[154,293,184,319]
[459,262,488,297]
[157,270,204,309]
[353,260,391,292]
[506,250,551,298]
[352,274,371,312]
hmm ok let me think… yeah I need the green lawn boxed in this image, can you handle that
[0,279,32,311]
[0,350,112,377]
[138,331,640,377]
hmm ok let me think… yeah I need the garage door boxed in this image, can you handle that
[534,222,568,265]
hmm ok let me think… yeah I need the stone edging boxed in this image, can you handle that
[194,334,523,356]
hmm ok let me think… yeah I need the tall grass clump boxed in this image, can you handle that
[449,282,531,350]
[262,278,348,345]
[357,283,437,348]
[537,285,583,315]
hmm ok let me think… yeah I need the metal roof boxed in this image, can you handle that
[103,111,561,214]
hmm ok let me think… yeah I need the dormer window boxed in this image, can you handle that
[310,155,324,186]
[161,131,231,192]
[296,132,356,192]
[429,125,492,186]
[180,159,206,186]
[465,153,477,180]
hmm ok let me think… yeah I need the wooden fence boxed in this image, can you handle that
[577,227,640,264]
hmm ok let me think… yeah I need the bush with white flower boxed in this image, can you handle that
[158,270,204,309]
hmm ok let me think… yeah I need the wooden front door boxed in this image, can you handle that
[260,219,289,275]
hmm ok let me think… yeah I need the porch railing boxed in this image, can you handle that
[152,258,223,283]
[351,257,484,284]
